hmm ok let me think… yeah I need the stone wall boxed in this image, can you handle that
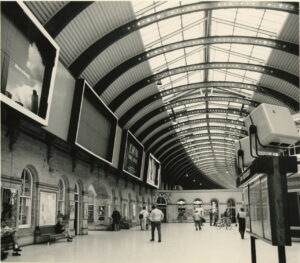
[153,189,243,223]
[1,124,154,246]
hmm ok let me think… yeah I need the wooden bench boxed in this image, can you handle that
[1,234,14,251]
[34,226,66,244]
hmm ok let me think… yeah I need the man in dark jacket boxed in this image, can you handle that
[111,208,121,231]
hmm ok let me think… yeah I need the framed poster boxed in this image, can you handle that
[69,80,117,164]
[119,130,144,180]
[145,153,161,188]
[0,2,59,126]
[69,200,75,220]
[39,191,57,226]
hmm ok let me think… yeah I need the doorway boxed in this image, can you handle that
[156,196,167,223]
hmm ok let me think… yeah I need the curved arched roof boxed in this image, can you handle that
[26,1,299,189]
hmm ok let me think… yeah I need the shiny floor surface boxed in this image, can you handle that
[5,223,300,263]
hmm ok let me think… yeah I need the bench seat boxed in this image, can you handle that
[34,226,67,244]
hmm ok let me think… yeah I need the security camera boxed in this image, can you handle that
[244,104,300,150]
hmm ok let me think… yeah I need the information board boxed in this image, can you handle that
[120,130,143,179]
[69,80,117,164]
[146,153,161,188]
[39,191,56,226]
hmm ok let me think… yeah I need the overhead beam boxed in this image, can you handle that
[95,35,298,95]
[151,131,242,156]
[163,143,236,167]
[145,124,247,150]
[121,80,295,128]
[132,107,248,136]
[44,2,92,38]
[109,62,298,111]
[68,1,299,76]
[142,117,244,146]
[165,147,235,170]
[158,137,235,161]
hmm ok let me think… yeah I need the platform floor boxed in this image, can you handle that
[5,223,300,263]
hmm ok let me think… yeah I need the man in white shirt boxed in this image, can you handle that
[148,204,164,242]
[139,206,149,230]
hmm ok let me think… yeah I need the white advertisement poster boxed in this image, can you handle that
[39,191,57,226]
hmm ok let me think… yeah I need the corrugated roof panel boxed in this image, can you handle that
[258,76,299,101]
[55,2,136,66]
[101,61,153,104]
[114,84,160,117]
[141,122,172,143]
[278,14,299,44]
[252,93,289,109]
[82,32,146,87]
[266,50,298,76]
[25,1,67,25]
[132,111,170,136]
[124,100,166,130]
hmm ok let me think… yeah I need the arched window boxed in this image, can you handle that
[19,168,33,228]
[156,196,167,205]
[177,199,186,222]
[58,179,65,216]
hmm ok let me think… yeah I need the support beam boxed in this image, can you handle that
[68,1,298,76]
[145,124,247,150]
[132,107,249,135]
[45,2,92,38]
[95,36,298,95]
[109,62,298,111]
[142,117,244,146]
[149,129,244,155]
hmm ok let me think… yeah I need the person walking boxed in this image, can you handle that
[193,210,202,231]
[111,208,121,231]
[237,207,246,239]
[149,204,164,242]
[139,206,149,230]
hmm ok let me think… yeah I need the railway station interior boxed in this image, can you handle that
[1,1,300,263]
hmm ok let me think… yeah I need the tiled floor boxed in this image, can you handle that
[5,223,300,263]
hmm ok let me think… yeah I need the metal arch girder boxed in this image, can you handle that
[158,137,235,161]
[148,126,246,154]
[167,150,235,172]
[163,142,236,167]
[164,146,235,170]
[175,169,223,189]
[95,36,298,95]
[68,1,299,76]
[44,2,93,38]
[120,81,298,128]
[151,132,242,158]
[143,117,244,147]
[145,123,247,150]
[171,158,232,185]
[161,139,236,164]
[109,62,298,111]
[170,153,235,174]
[134,106,249,138]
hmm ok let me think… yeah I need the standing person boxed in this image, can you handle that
[149,204,164,242]
[237,207,246,239]
[139,206,149,230]
[209,209,213,226]
[193,210,201,231]
[111,208,121,231]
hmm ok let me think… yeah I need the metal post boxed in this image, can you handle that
[250,235,256,263]
[278,246,286,263]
